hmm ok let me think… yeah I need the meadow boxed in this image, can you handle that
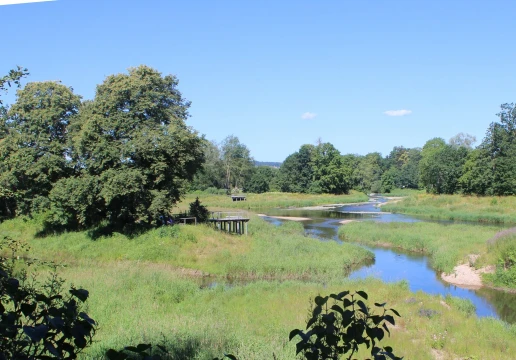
[2,192,516,359]
[179,191,368,211]
[23,269,516,359]
[377,188,424,197]
[1,216,372,282]
[383,193,516,224]
[482,229,516,289]
[338,221,501,274]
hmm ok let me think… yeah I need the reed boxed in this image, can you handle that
[383,193,516,224]
[338,221,500,273]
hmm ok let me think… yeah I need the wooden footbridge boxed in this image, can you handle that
[209,211,250,235]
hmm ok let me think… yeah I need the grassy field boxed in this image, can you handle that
[178,191,368,212]
[2,192,516,359]
[25,269,516,359]
[1,216,515,358]
[0,215,373,281]
[338,221,501,273]
[383,193,516,224]
[482,229,516,289]
[377,188,424,197]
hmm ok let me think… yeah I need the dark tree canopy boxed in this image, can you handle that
[419,138,468,194]
[0,81,81,216]
[244,166,277,194]
[277,143,351,194]
[277,144,315,193]
[46,66,204,231]
[460,104,516,195]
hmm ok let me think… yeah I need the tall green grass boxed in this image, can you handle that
[483,230,516,289]
[2,217,515,359]
[383,193,516,224]
[178,191,368,211]
[39,269,516,359]
[0,215,373,281]
[377,188,424,197]
[338,222,500,273]
[226,219,373,279]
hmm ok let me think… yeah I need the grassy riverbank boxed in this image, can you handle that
[338,222,500,273]
[179,191,368,211]
[28,272,516,359]
[378,188,424,197]
[2,217,515,358]
[482,229,516,289]
[383,193,516,224]
[0,215,373,281]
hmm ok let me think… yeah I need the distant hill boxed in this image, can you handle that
[255,161,282,168]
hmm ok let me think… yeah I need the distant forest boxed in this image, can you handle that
[193,106,516,197]
[1,65,515,231]
[255,161,282,168]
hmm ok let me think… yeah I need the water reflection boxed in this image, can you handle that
[260,198,516,324]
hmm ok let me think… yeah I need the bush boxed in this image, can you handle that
[444,294,476,317]
[189,197,210,223]
[0,236,96,359]
[289,290,402,360]
[484,230,516,288]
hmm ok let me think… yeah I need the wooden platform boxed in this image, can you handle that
[209,212,249,235]
[231,195,246,201]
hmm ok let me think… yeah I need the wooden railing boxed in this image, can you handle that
[210,211,248,220]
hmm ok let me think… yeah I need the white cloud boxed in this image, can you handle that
[384,109,412,117]
[301,112,317,120]
[0,0,54,5]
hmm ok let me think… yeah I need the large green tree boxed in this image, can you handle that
[419,138,468,194]
[460,104,516,195]
[191,139,225,191]
[220,135,254,191]
[382,146,421,190]
[0,67,29,220]
[310,142,351,194]
[46,66,204,230]
[0,81,81,216]
[277,144,314,193]
[244,166,278,193]
[352,152,384,192]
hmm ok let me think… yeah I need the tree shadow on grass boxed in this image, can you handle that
[35,221,155,241]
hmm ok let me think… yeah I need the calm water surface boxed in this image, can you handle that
[261,197,516,324]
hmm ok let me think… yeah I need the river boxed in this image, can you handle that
[260,197,516,324]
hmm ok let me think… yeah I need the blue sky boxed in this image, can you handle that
[2,0,516,161]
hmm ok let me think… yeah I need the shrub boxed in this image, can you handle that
[189,197,210,223]
[289,290,402,360]
[0,236,96,359]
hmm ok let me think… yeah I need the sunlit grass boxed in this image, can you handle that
[2,215,515,359]
[482,230,516,289]
[338,221,500,273]
[177,191,368,212]
[383,193,516,224]
[39,269,516,359]
[377,188,424,197]
[0,215,373,281]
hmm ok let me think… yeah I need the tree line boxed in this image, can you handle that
[2,65,515,231]
[193,105,516,197]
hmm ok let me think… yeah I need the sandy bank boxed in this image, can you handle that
[339,220,356,225]
[441,261,495,289]
[377,197,404,207]
[297,202,368,210]
[256,214,311,221]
